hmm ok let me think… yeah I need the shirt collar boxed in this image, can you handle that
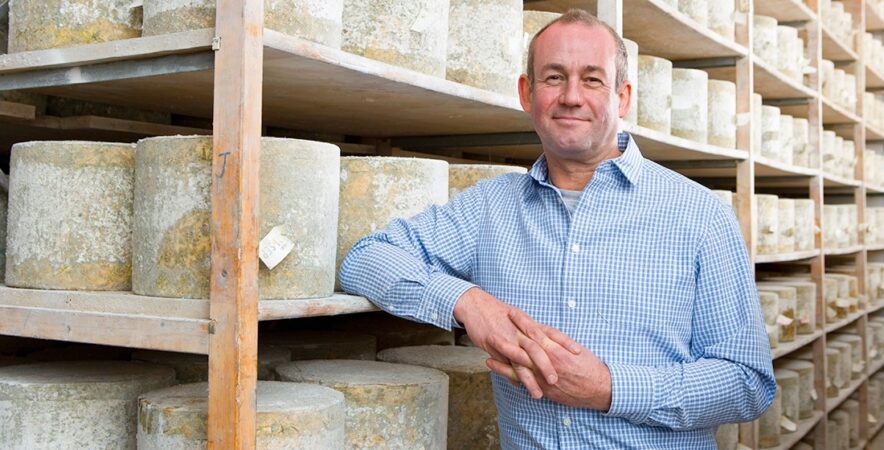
[528,132,644,186]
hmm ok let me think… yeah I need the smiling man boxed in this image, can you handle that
[340,9,775,449]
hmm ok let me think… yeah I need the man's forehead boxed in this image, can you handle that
[534,22,617,65]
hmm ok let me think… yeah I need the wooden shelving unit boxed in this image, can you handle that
[0,0,882,448]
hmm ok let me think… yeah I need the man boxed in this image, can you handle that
[341,9,775,449]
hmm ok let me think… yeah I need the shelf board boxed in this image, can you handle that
[867,122,884,141]
[871,421,884,446]
[258,294,379,321]
[755,155,819,177]
[622,122,748,161]
[826,375,865,413]
[870,357,884,375]
[868,64,884,90]
[868,244,884,252]
[823,173,862,188]
[868,1,884,31]
[823,245,865,256]
[768,410,824,450]
[820,96,862,125]
[755,0,816,22]
[756,250,821,264]
[869,301,884,314]
[825,309,865,333]
[622,0,748,60]
[0,29,533,138]
[867,184,884,194]
[0,285,379,353]
[821,24,859,62]
[704,58,817,101]
[523,0,598,13]
[772,329,823,359]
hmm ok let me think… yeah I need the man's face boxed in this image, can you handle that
[519,22,631,162]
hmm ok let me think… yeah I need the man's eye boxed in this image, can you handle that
[545,75,563,83]
[585,78,603,86]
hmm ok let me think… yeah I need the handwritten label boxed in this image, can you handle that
[780,416,798,432]
[258,226,294,271]
[810,389,818,401]
[777,315,794,326]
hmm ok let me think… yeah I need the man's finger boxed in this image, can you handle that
[513,364,544,399]
[487,334,536,370]
[486,358,520,387]
[516,331,558,385]
[509,309,582,355]
[540,324,583,355]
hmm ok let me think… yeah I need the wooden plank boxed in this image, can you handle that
[0,100,36,120]
[0,29,214,74]
[869,1,884,31]
[826,310,865,333]
[824,245,865,256]
[0,305,209,354]
[826,376,865,413]
[0,285,209,319]
[623,122,748,160]
[755,155,819,177]
[621,0,748,60]
[705,58,817,101]
[824,174,863,188]
[767,410,824,450]
[820,24,859,62]
[55,115,211,136]
[207,0,262,448]
[754,0,816,22]
[523,0,599,13]
[868,64,884,90]
[756,250,821,264]
[772,329,823,359]
[258,294,379,321]
[867,123,884,141]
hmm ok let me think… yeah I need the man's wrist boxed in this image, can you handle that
[453,286,481,325]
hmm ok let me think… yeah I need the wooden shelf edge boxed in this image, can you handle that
[826,376,865,413]
[821,96,862,125]
[756,250,821,264]
[0,100,37,121]
[869,301,884,314]
[820,24,859,62]
[868,64,884,89]
[769,410,824,450]
[772,329,823,359]
[262,29,524,113]
[754,58,817,99]
[258,294,379,321]
[823,173,862,187]
[0,29,215,74]
[867,2,884,31]
[870,416,884,442]
[866,122,884,141]
[824,245,865,256]
[870,357,884,375]
[623,122,748,160]
[754,154,819,177]
[0,304,210,354]
[825,310,865,333]
[867,244,884,252]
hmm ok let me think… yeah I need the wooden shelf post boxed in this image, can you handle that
[207,0,263,448]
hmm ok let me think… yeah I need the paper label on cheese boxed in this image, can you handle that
[781,416,798,432]
[736,444,753,450]
[777,315,794,326]
[853,363,864,372]
[836,298,851,308]
[258,225,295,271]
[870,414,878,423]
[811,389,818,401]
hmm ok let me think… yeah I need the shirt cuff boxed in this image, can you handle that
[604,362,656,424]
[418,272,476,330]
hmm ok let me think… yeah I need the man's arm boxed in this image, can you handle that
[497,202,776,430]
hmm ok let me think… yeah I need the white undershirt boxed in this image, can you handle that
[559,189,582,214]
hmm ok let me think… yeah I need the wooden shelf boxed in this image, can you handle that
[704,58,816,101]
[866,184,884,194]
[622,0,748,60]
[755,155,819,177]
[756,250,821,264]
[870,357,884,376]
[827,376,865,413]
[869,64,884,90]
[755,0,816,22]
[0,29,532,138]
[823,174,862,188]
[867,122,884,141]
[622,122,748,161]
[824,245,865,256]
[821,96,862,125]
[869,419,884,445]
[821,24,859,62]
[869,301,884,314]
[0,285,378,353]
[826,309,865,333]
[868,1,884,31]
[868,244,884,252]
[773,329,823,359]
[768,410,824,450]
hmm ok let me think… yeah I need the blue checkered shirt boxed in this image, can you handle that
[340,133,776,449]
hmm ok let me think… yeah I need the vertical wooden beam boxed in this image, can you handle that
[207,0,263,448]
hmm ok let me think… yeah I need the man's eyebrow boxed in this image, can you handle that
[538,63,607,75]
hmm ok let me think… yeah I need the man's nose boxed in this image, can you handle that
[559,78,583,106]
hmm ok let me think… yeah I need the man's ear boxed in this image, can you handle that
[617,80,632,119]
[518,74,533,113]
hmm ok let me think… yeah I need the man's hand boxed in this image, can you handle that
[453,288,580,399]
[485,309,613,411]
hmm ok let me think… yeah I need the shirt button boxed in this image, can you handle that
[431,312,438,321]
[570,243,580,254]
[567,299,577,309]
[563,416,572,427]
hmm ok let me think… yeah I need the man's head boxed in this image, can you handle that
[519,10,632,165]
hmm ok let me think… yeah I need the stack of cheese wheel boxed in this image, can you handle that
[753,15,778,67]
[777,198,795,253]
[759,290,779,348]
[755,194,779,255]
[793,199,815,252]
[447,0,522,96]
[637,54,672,133]
[707,80,736,148]
[0,361,174,449]
[762,277,816,334]
[276,359,449,449]
[6,141,135,290]
[757,283,797,343]
[377,345,499,450]
[341,0,448,77]
[338,157,448,288]
[8,0,141,52]
[671,68,707,143]
[778,359,815,420]
[142,0,344,49]
[137,382,346,449]
[448,164,527,198]
[775,369,800,435]
[133,136,340,300]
